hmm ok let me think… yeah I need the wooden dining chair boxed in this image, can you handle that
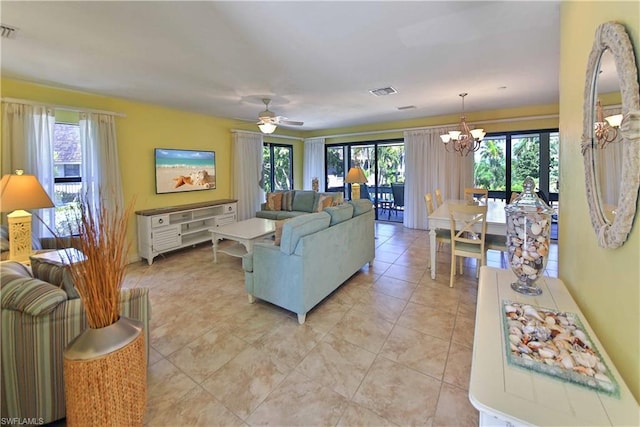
[464,187,489,204]
[448,203,488,287]
[509,191,520,203]
[434,189,443,207]
[425,194,450,259]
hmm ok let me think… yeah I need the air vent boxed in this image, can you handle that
[369,86,397,96]
[397,105,416,111]
[1,24,17,39]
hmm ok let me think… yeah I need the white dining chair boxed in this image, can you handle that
[434,188,444,207]
[425,194,450,260]
[448,203,488,287]
[464,187,489,205]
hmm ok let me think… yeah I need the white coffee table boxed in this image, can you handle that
[209,217,276,263]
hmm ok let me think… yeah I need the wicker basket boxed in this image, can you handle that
[63,317,146,426]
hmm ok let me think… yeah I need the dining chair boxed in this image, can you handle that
[448,203,488,287]
[434,188,444,207]
[425,194,450,258]
[391,183,405,216]
[464,187,489,204]
[509,192,520,203]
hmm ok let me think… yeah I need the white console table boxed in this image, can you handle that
[470,267,639,426]
[136,200,237,265]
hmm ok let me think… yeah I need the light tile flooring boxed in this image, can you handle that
[122,222,559,427]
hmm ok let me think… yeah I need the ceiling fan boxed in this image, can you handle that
[257,98,303,134]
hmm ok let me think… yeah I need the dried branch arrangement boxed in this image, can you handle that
[62,197,135,329]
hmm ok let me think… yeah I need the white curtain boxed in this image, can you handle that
[79,112,124,214]
[232,130,264,221]
[1,103,56,240]
[403,129,473,229]
[303,137,325,190]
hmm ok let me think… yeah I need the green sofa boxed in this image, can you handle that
[0,259,151,424]
[255,190,343,220]
[243,199,375,324]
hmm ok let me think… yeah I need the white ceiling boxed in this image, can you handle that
[1,1,561,131]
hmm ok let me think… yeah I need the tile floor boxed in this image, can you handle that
[120,221,558,427]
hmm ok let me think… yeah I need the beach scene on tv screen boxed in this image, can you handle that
[155,149,216,194]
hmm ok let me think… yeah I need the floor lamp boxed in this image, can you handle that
[345,167,367,200]
[0,170,55,262]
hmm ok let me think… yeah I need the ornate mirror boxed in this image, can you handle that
[582,22,640,248]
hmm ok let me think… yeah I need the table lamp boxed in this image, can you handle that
[0,170,55,262]
[345,167,367,200]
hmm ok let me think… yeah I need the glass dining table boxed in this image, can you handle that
[427,199,507,279]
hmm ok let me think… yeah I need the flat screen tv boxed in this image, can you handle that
[155,148,216,194]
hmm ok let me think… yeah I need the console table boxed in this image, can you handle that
[470,267,639,426]
[136,200,237,265]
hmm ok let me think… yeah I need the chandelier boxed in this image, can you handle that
[440,93,486,156]
[594,100,623,149]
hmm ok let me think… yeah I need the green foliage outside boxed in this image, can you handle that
[262,145,293,193]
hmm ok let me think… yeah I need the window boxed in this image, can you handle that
[473,129,559,204]
[262,143,293,193]
[53,122,82,234]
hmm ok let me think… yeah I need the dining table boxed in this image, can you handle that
[428,199,507,279]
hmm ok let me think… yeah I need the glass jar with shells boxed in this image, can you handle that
[506,177,554,296]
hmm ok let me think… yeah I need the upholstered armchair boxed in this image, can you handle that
[0,260,151,424]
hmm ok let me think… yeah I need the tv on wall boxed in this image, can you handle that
[155,148,216,194]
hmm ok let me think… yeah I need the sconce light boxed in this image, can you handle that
[0,170,55,262]
[595,100,623,149]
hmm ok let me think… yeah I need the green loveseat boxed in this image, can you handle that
[0,260,151,424]
[243,199,374,324]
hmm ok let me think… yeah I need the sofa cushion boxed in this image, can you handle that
[292,191,316,213]
[280,212,331,255]
[281,190,295,211]
[265,192,283,211]
[324,203,354,226]
[30,255,80,299]
[349,199,373,217]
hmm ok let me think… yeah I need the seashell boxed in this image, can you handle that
[573,366,595,376]
[596,362,607,373]
[543,358,555,365]
[559,353,574,369]
[523,305,544,321]
[527,341,543,350]
[530,223,542,235]
[538,346,557,359]
[544,316,556,326]
[509,326,523,338]
[594,373,612,383]
[538,244,549,257]
[518,343,532,354]
[522,324,537,335]
[509,334,521,346]
[522,264,538,276]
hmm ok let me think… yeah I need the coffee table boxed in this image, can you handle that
[209,217,276,263]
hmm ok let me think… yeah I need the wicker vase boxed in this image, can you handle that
[63,316,146,426]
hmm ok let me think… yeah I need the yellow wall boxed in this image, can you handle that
[560,1,640,402]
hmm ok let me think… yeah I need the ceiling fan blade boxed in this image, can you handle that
[278,119,304,126]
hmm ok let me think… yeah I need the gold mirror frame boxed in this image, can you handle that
[582,22,640,248]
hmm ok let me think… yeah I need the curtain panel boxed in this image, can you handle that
[303,137,325,191]
[1,103,56,240]
[79,112,124,215]
[404,129,474,229]
[232,131,264,221]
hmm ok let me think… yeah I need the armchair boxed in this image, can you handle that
[0,260,151,424]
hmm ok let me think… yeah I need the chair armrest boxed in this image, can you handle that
[1,276,68,316]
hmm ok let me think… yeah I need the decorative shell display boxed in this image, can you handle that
[507,212,551,284]
[502,301,618,395]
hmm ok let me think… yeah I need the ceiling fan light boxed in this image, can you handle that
[258,123,276,134]
[605,114,623,128]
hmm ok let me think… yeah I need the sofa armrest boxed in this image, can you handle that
[1,275,68,316]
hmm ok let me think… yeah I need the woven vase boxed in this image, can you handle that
[63,316,146,426]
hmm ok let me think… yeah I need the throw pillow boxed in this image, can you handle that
[274,220,287,246]
[265,192,283,211]
[331,193,345,206]
[315,195,333,212]
[281,191,295,211]
[30,255,80,300]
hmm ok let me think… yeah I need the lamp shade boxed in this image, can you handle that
[345,167,367,184]
[0,172,55,212]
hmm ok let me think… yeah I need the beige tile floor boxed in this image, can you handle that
[121,221,558,427]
